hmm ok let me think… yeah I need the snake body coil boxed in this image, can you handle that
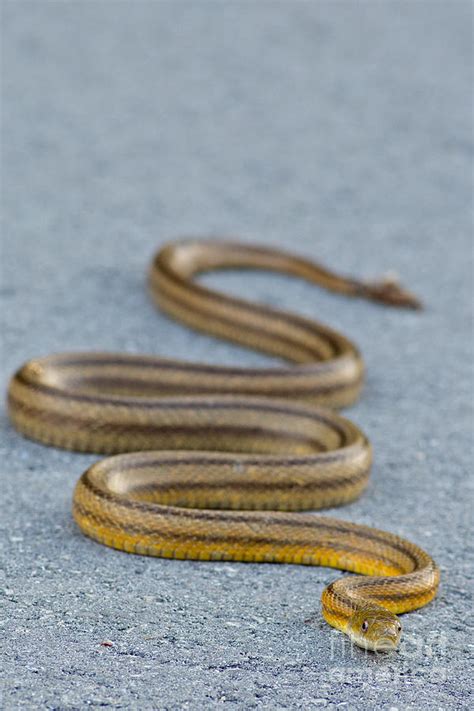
[8,240,439,651]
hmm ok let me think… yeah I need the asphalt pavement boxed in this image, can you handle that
[1,1,472,709]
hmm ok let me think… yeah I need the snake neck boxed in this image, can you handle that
[321,553,440,635]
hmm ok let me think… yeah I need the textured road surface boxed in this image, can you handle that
[1,2,473,709]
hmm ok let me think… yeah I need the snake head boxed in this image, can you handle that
[347,607,402,652]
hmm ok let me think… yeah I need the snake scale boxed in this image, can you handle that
[8,239,439,652]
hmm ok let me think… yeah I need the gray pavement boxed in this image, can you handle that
[1,1,473,709]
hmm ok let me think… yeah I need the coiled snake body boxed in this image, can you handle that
[8,240,439,651]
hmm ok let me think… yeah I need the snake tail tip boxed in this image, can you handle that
[362,278,423,310]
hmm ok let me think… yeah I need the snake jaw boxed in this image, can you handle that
[349,626,401,653]
[373,632,401,652]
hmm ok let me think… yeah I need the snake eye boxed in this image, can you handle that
[361,620,369,633]
[397,623,402,633]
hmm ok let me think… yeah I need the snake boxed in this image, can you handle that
[7,239,440,652]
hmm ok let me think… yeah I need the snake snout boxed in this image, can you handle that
[370,618,403,652]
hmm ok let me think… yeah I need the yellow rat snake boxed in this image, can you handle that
[7,240,439,652]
